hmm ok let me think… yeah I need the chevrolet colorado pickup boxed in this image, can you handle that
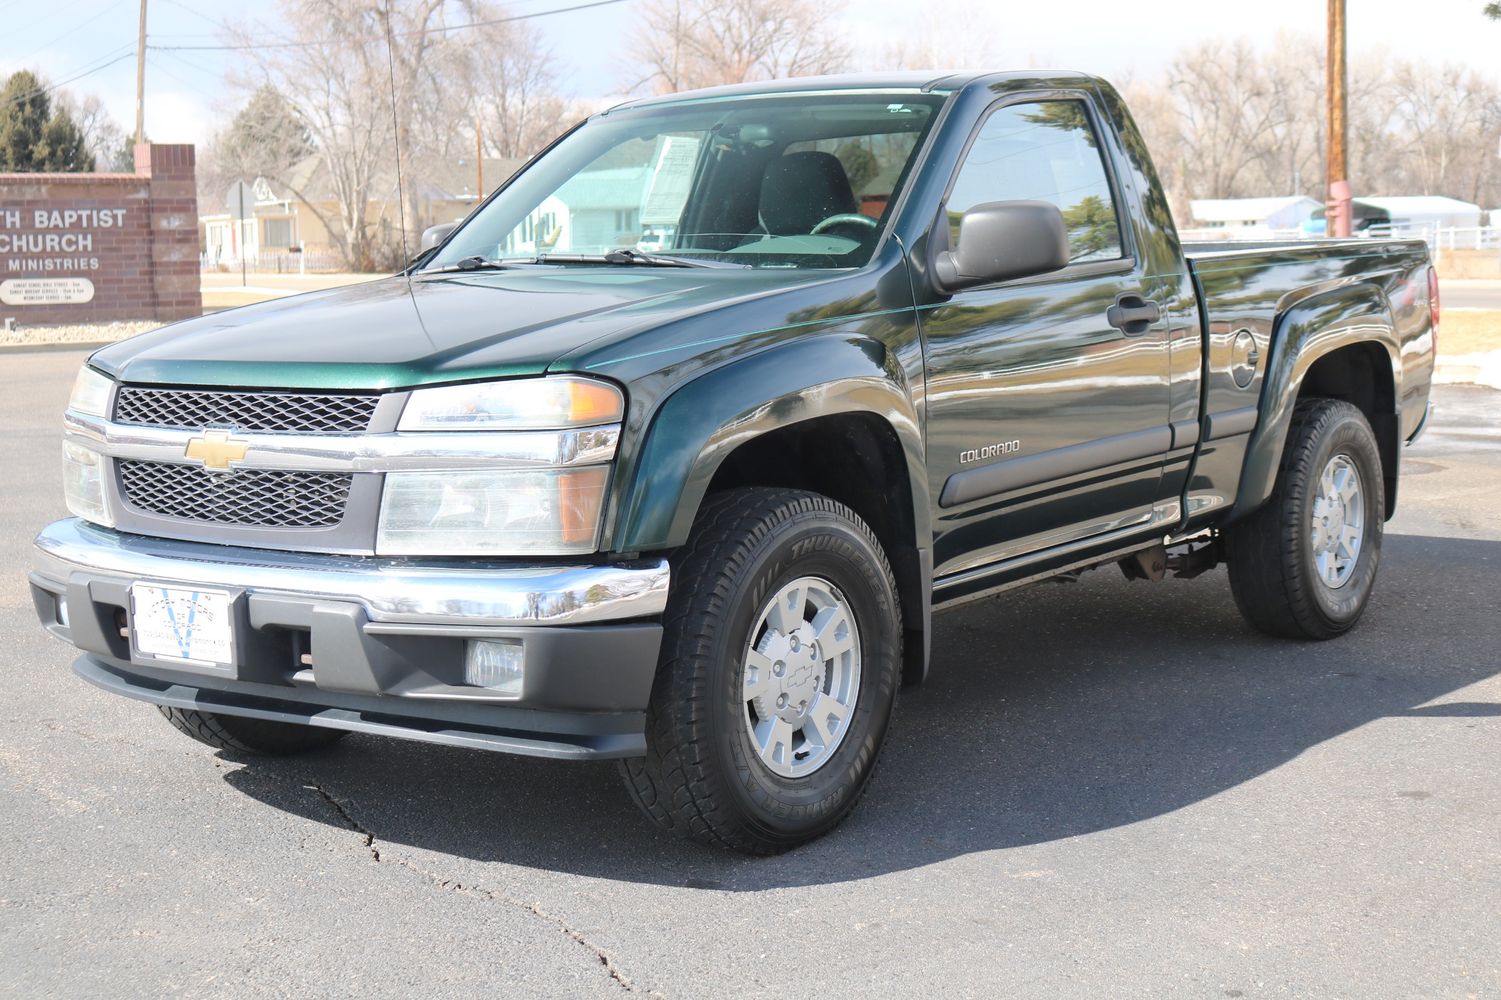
[30,71,1437,853]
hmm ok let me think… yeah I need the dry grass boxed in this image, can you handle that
[1442,310,1501,356]
[200,289,286,310]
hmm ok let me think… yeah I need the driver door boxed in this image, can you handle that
[923,96,1174,579]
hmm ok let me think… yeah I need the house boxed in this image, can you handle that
[1353,196,1482,233]
[200,155,525,269]
[1187,196,1323,236]
[499,135,714,256]
[500,164,651,257]
[1300,196,1487,247]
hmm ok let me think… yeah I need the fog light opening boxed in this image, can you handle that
[464,639,524,697]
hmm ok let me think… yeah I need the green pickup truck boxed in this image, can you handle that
[31,71,1436,853]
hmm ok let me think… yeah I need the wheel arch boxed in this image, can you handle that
[610,334,933,683]
[1232,282,1402,522]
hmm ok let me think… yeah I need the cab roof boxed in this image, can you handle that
[607,70,1100,112]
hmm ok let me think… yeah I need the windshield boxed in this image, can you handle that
[425,92,944,271]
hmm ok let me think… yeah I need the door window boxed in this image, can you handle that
[947,100,1123,263]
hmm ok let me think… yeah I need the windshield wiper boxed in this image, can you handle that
[534,249,746,269]
[422,255,516,274]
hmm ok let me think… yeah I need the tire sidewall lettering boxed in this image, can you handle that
[712,518,898,835]
[1299,416,1384,626]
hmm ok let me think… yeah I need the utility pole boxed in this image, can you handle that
[671,0,681,93]
[134,0,147,145]
[1325,0,1352,237]
[475,117,484,200]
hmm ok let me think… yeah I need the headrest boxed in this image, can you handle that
[759,151,858,235]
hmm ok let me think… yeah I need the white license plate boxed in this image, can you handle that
[129,584,234,667]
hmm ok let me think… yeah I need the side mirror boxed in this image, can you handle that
[933,200,1070,293]
[420,222,459,252]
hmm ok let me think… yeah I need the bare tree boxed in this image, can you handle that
[629,0,849,94]
[876,1,995,72]
[1243,37,1325,198]
[1160,39,1300,200]
[227,2,412,268]
[55,93,129,171]
[1386,61,1501,205]
[456,17,572,160]
[1127,35,1501,216]
[226,0,573,268]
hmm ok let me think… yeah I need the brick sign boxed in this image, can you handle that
[0,144,201,324]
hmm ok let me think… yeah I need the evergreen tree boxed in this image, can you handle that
[0,70,96,172]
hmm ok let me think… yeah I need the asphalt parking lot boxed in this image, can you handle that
[1,349,1497,999]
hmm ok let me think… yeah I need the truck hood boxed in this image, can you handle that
[91,268,830,390]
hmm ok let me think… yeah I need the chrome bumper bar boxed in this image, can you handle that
[32,518,669,627]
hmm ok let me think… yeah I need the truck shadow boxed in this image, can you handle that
[221,532,1499,890]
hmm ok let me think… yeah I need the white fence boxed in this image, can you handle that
[200,249,349,274]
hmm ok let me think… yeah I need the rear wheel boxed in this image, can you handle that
[158,707,348,755]
[1225,398,1385,639]
[619,488,901,854]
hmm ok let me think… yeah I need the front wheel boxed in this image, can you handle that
[620,488,902,854]
[1225,398,1385,639]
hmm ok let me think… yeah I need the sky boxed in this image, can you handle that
[2,0,1499,149]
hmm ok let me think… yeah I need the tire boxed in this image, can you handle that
[620,488,902,854]
[1225,398,1385,640]
[158,706,349,755]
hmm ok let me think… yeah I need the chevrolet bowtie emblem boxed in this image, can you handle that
[184,429,250,471]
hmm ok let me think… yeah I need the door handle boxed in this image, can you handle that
[1107,295,1162,336]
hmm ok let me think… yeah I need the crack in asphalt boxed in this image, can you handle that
[304,782,653,996]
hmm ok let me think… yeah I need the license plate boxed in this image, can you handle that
[129,584,234,668]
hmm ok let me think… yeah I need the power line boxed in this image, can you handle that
[147,0,574,41]
[154,46,221,78]
[146,0,636,52]
[5,0,131,70]
[145,50,201,92]
[1,46,138,110]
[155,0,221,29]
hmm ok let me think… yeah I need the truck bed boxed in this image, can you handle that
[1178,236,1436,525]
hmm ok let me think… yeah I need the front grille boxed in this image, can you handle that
[118,460,352,527]
[114,387,379,435]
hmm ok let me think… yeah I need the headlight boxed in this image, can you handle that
[399,376,623,431]
[62,441,114,527]
[68,366,113,417]
[383,376,623,555]
[376,467,609,556]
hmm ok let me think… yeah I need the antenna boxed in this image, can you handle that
[381,5,412,274]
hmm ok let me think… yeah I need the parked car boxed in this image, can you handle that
[30,71,1437,853]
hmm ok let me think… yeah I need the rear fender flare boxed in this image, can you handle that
[1231,282,1401,521]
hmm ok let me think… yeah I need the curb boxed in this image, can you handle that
[1434,351,1501,391]
[0,340,114,353]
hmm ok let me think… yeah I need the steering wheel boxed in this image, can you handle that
[810,213,879,239]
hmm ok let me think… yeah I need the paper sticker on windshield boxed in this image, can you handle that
[640,135,701,226]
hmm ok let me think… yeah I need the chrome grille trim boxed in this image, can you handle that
[63,411,620,472]
[114,387,379,434]
[118,460,353,527]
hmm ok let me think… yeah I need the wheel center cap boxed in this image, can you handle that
[756,627,823,722]
[1313,495,1345,550]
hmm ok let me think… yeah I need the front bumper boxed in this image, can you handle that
[30,518,670,759]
